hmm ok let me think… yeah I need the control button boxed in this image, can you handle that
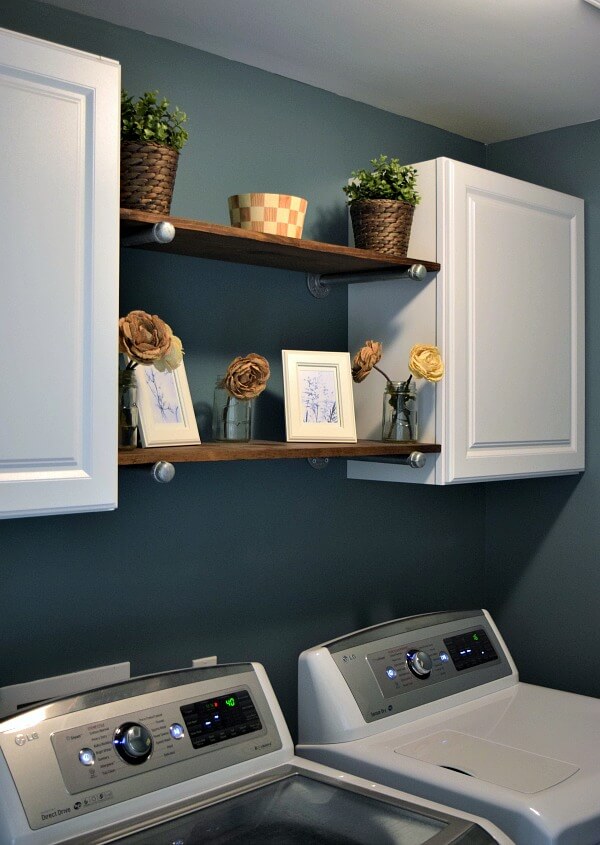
[113,722,153,765]
[169,723,185,740]
[439,651,450,663]
[406,649,433,679]
[78,748,95,766]
[385,666,398,679]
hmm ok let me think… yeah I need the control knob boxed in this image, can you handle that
[406,649,433,679]
[113,722,153,764]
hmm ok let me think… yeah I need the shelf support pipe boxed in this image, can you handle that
[151,461,176,483]
[306,263,427,298]
[307,451,425,469]
[121,221,176,247]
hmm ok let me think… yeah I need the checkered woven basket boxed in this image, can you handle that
[228,193,308,238]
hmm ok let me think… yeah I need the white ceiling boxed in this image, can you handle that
[39,0,600,143]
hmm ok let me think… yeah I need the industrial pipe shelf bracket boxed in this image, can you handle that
[151,461,176,483]
[306,263,428,299]
[121,221,176,247]
[307,457,330,470]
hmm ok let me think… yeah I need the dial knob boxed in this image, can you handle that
[113,722,153,764]
[406,649,433,679]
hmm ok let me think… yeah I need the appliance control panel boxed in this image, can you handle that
[327,611,511,723]
[0,665,281,830]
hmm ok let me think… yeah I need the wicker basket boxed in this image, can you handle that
[350,199,415,256]
[120,140,180,214]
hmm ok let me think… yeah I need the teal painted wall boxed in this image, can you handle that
[0,0,488,734]
[486,120,600,697]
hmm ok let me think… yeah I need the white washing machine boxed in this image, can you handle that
[0,659,510,844]
[297,609,600,845]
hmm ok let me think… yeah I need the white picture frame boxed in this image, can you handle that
[133,360,200,447]
[282,350,357,443]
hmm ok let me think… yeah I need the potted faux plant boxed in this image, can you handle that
[120,89,189,214]
[343,155,420,256]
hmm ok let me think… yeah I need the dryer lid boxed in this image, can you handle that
[395,731,579,793]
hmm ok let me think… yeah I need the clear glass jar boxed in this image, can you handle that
[118,368,139,449]
[382,380,417,442]
[212,378,252,441]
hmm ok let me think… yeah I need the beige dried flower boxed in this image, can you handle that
[408,344,444,382]
[223,353,270,399]
[119,310,173,365]
[351,340,383,383]
[154,335,184,372]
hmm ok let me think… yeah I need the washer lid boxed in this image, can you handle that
[115,774,486,844]
[395,731,579,794]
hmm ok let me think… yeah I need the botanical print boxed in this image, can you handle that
[145,367,181,425]
[299,367,339,424]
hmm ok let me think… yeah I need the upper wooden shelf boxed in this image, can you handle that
[120,209,440,276]
[118,440,441,466]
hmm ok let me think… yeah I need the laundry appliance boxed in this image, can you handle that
[0,660,510,844]
[297,609,600,845]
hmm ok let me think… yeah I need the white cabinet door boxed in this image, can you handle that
[348,157,584,485]
[0,28,120,517]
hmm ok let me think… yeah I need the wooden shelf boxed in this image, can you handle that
[120,209,440,276]
[118,440,441,465]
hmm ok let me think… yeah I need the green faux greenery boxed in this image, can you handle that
[121,89,189,152]
[343,155,420,206]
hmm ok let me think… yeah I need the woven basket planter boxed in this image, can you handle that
[120,140,180,214]
[350,199,415,256]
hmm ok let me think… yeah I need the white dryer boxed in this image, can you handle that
[0,659,509,844]
[297,610,600,845]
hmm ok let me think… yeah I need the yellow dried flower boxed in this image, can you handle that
[351,340,383,382]
[224,353,270,399]
[154,335,184,372]
[409,344,444,382]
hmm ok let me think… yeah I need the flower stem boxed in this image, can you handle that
[373,364,394,383]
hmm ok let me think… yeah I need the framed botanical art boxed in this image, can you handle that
[282,350,357,443]
[134,360,200,447]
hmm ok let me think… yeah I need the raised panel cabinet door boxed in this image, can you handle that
[0,28,120,517]
[440,158,584,483]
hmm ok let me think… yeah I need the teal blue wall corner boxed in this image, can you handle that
[0,0,488,736]
[485,120,600,696]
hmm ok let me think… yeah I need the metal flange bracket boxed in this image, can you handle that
[307,263,428,298]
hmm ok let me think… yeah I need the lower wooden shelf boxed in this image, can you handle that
[118,440,441,465]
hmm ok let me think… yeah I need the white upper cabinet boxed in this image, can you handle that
[0,28,120,517]
[348,157,584,485]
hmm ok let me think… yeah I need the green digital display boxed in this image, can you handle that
[472,633,479,642]
[181,689,262,750]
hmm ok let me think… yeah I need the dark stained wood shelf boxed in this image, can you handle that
[120,209,440,276]
[118,440,441,465]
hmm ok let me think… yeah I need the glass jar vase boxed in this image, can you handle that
[118,368,139,449]
[212,378,252,441]
[382,380,417,442]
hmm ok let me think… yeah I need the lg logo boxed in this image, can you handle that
[14,732,39,746]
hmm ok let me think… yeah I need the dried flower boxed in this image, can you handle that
[408,344,444,382]
[352,340,444,442]
[222,353,270,399]
[154,335,184,372]
[119,309,184,371]
[351,340,444,387]
[351,340,382,383]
